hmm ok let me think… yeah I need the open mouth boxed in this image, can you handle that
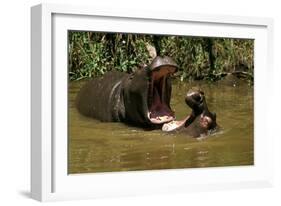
[147,66,176,124]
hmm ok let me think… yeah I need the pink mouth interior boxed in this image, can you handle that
[148,66,176,124]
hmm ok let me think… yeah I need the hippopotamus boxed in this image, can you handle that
[76,56,178,127]
[162,88,217,137]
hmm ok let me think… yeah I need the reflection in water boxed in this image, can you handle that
[68,80,253,174]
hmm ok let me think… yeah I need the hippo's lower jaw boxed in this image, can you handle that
[162,114,212,132]
[148,112,175,124]
[162,115,191,132]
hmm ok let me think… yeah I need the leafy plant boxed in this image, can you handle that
[68,32,254,83]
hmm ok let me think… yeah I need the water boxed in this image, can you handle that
[68,79,253,174]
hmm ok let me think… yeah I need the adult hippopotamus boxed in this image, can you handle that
[162,88,217,137]
[76,56,178,127]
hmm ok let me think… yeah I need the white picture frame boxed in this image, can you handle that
[31,3,274,202]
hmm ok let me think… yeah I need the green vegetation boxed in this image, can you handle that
[68,31,254,82]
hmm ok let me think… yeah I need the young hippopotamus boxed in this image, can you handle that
[162,88,218,137]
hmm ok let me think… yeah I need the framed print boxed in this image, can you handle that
[31,3,274,201]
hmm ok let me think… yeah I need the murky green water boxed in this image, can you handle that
[68,80,253,174]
